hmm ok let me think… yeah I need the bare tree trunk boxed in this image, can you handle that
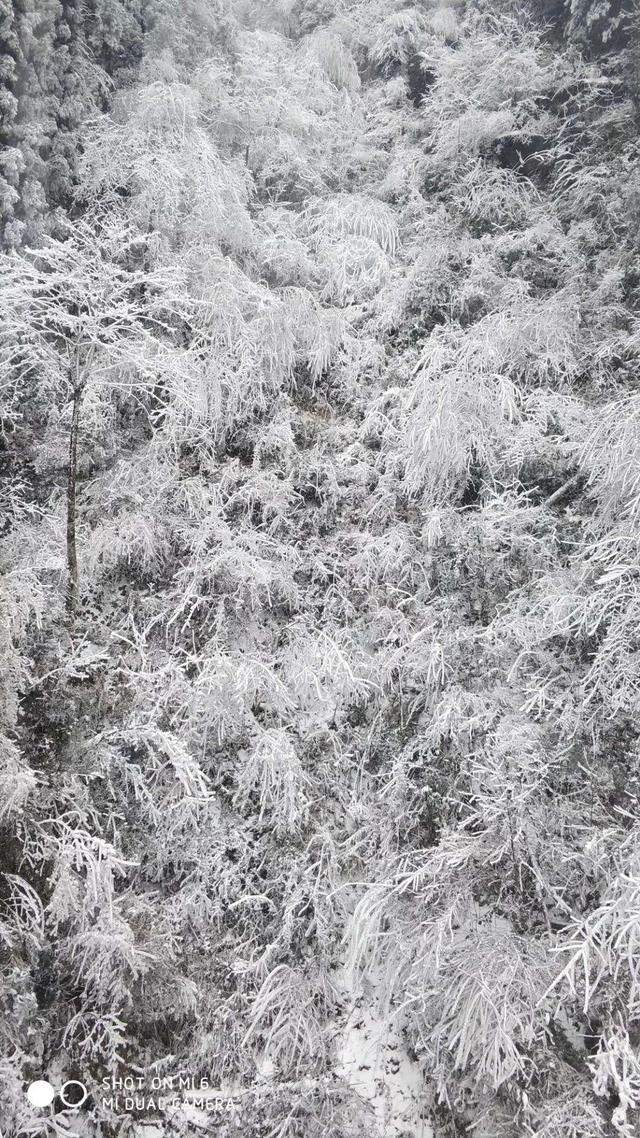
[66,382,83,616]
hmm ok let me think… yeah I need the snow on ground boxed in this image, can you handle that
[131,963,432,1137]
[332,963,433,1138]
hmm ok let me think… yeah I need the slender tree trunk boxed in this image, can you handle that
[66,381,84,616]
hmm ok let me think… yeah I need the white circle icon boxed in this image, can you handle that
[26,1080,55,1108]
[59,1080,89,1109]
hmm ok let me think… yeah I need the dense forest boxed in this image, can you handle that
[1,0,640,1134]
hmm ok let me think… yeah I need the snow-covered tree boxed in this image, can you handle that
[2,0,640,1135]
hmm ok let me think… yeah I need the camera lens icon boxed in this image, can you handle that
[59,1080,89,1109]
[27,1079,89,1110]
[26,1081,55,1108]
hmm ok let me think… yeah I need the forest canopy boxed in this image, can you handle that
[1,0,640,1136]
